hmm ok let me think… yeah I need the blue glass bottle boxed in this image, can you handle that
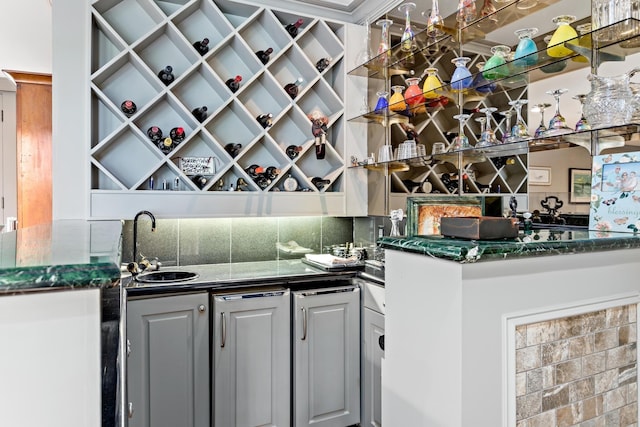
[472,62,496,94]
[514,28,539,68]
[451,57,472,91]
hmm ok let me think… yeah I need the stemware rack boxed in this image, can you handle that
[347,0,640,213]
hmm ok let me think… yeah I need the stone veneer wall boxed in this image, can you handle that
[516,305,638,427]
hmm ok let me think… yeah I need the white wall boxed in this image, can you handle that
[0,0,52,74]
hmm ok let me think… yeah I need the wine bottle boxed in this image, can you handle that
[256,113,273,128]
[191,175,208,189]
[157,65,174,86]
[311,177,330,189]
[147,126,163,143]
[285,145,302,159]
[254,174,270,189]
[169,127,186,144]
[285,18,304,38]
[224,143,242,158]
[192,38,209,56]
[158,137,174,154]
[284,77,303,99]
[245,164,264,178]
[264,166,280,180]
[255,47,273,65]
[315,57,332,73]
[121,100,137,117]
[225,75,242,93]
[191,106,208,123]
[315,139,325,160]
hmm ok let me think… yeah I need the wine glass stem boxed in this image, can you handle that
[554,95,561,117]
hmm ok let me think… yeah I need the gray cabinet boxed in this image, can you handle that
[362,303,384,427]
[212,288,291,427]
[126,293,209,427]
[293,285,360,427]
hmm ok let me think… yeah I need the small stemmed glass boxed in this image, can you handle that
[452,113,472,150]
[480,107,498,144]
[475,116,490,148]
[399,2,417,52]
[508,99,530,141]
[545,88,573,136]
[499,110,513,143]
[573,94,591,131]
[422,0,444,37]
[531,103,551,138]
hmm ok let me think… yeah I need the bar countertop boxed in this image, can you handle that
[0,220,123,294]
[378,226,640,263]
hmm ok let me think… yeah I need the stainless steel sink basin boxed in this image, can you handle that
[134,271,199,283]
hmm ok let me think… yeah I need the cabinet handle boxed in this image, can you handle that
[379,335,385,351]
[198,304,206,313]
[128,402,134,418]
[301,307,307,341]
[221,312,226,348]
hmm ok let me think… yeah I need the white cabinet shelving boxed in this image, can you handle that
[89,0,366,219]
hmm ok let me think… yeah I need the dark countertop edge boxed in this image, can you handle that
[124,270,358,297]
[379,233,640,263]
[0,262,121,296]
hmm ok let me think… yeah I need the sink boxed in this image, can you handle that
[134,271,199,283]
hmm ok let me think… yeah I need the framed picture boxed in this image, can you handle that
[569,168,592,203]
[528,167,552,185]
[406,196,483,237]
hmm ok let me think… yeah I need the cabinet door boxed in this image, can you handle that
[213,289,291,427]
[362,307,385,427]
[293,286,360,427]
[127,293,209,427]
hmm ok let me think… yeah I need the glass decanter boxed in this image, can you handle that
[546,15,578,58]
[355,18,372,67]
[422,68,444,100]
[472,62,496,94]
[389,85,407,112]
[573,94,591,131]
[545,88,572,135]
[508,99,530,141]
[452,113,472,150]
[499,110,512,143]
[399,2,417,52]
[483,45,510,81]
[531,103,551,138]
[479,107,498,145]
[374,91,389,114]
[404,77,425,109]
[423,0,444,36]
[456,0,477,27]
[475,116,491,148]
[451,57,473,91]
[376,19,393,66]
[514,28,539,68]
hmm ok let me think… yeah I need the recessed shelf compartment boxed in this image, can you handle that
[239,9,291,63]
[91,162,125,191]
[91,93,125,149]
[92,127,163,189]
[206,36,262,94]
[270,166,307,192]
[271,10,313,40]
[237,72,290,122]
[91,14,126,73]
[92,0,165,45]
[296,78,343,120]
[215,1,259,29]
[142,163,184,191]
[92,52,162,118]
[134,23,200,87]
[297,21,343,71]
[169,132,227,174]
[268,108,311,154]
[204,101,262,149]
[237,135,288,176]
[151,0,190,17]
[172,64,230,123]
[268,45,318,97]
[172,0,233,55]
[214,166,248,191]
[295,144,343,191]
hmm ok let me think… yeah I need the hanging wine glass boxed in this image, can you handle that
[546,15,578,58]
[376,19,393,66]
[472,62,496,94]
[573,94,591,131]
[499,110,513,143]
[452,113,472,150]
[422,0,444,36]
[456,0,477,27]
[374,91,389,114]
[389,85,407,112]
[479,107,498,145]
[475,116,491,148]
[399,2,417,52]
[508,99,530,141]
[451,57,473,91]
[483,45,511,81]
[355,19,373,67]
[479,0,498,22]
[531,103,551,138]
[422,68,445,100]
[514,28,539,68]
[545,89,573,136]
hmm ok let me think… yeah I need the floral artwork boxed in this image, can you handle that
[589,152,640,233]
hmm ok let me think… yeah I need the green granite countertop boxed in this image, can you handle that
[0,220,123,294]
[379,227,640,263]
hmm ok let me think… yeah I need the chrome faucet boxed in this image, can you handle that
[132,210,156,263]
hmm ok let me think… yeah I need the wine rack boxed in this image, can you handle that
[89,0,366,219]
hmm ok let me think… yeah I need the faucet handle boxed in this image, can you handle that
[127,262,139,276]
